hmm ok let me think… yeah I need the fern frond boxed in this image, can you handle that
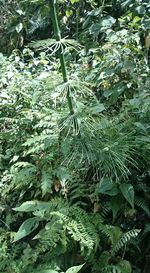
[101,202,112,218]
[70,206,100,250]
[28,38,56,50]
[111,229,141,255]
[68,179,88,206]
[99,224,122,246]
[34,220,66,250]
[28,38,82,53]
[135,196,150,216]
[50,205,99,254]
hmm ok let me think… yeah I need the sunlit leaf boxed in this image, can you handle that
[13,217,39,242]
[66,264,84,273]
[15,22,23,33]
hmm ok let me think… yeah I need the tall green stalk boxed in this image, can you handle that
[48,0,77,121]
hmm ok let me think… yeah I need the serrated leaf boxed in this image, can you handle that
[13,217,39,242]
[120,184,134,208]
[66,264,84,273]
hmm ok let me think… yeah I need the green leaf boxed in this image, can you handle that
[13,201,50,212]
[66,264,84,273]
[121,0,132,8]
[143,223,150,234]
[66,9,73,17]
[118,260,132,273]
[15,22,23,33]
[108,226,122,245]
[129,98,140,107]
[96,178,119,196]
[90,23,101,37]
[111,194,124,221]
[13,217,39,242]
[136,6,146,15]
[120,184,134,208]
[91,104,105,114]
[70,0,79,3]
[100,16,116,29]
[134,122,146,131]
[41,169,53,196]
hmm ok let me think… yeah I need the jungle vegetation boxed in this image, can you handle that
[0,1,150,273]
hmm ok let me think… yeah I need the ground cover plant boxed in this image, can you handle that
[0,0,150,273]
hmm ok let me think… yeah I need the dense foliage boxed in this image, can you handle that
[0,1,150,273]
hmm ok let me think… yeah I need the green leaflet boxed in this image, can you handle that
[120,184,135,208]
[13,217,39,242]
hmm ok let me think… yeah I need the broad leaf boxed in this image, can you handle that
[118,260,132,273]
[91,104,105,114]
[13,217,39,242]
[96,178,119,196]
[120,184,134,208]
[111,194,124,221]
[13,201,50,212]
[100,16,116,29]
[90,23,101,37]
[66,264,84,273]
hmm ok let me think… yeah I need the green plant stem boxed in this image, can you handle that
[49,0,75,117]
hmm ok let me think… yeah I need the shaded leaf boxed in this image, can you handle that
[96,178,119,196]
[111,194,124,221]
[120,184,134,208]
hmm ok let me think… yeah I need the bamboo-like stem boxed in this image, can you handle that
[49,0,76,119]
